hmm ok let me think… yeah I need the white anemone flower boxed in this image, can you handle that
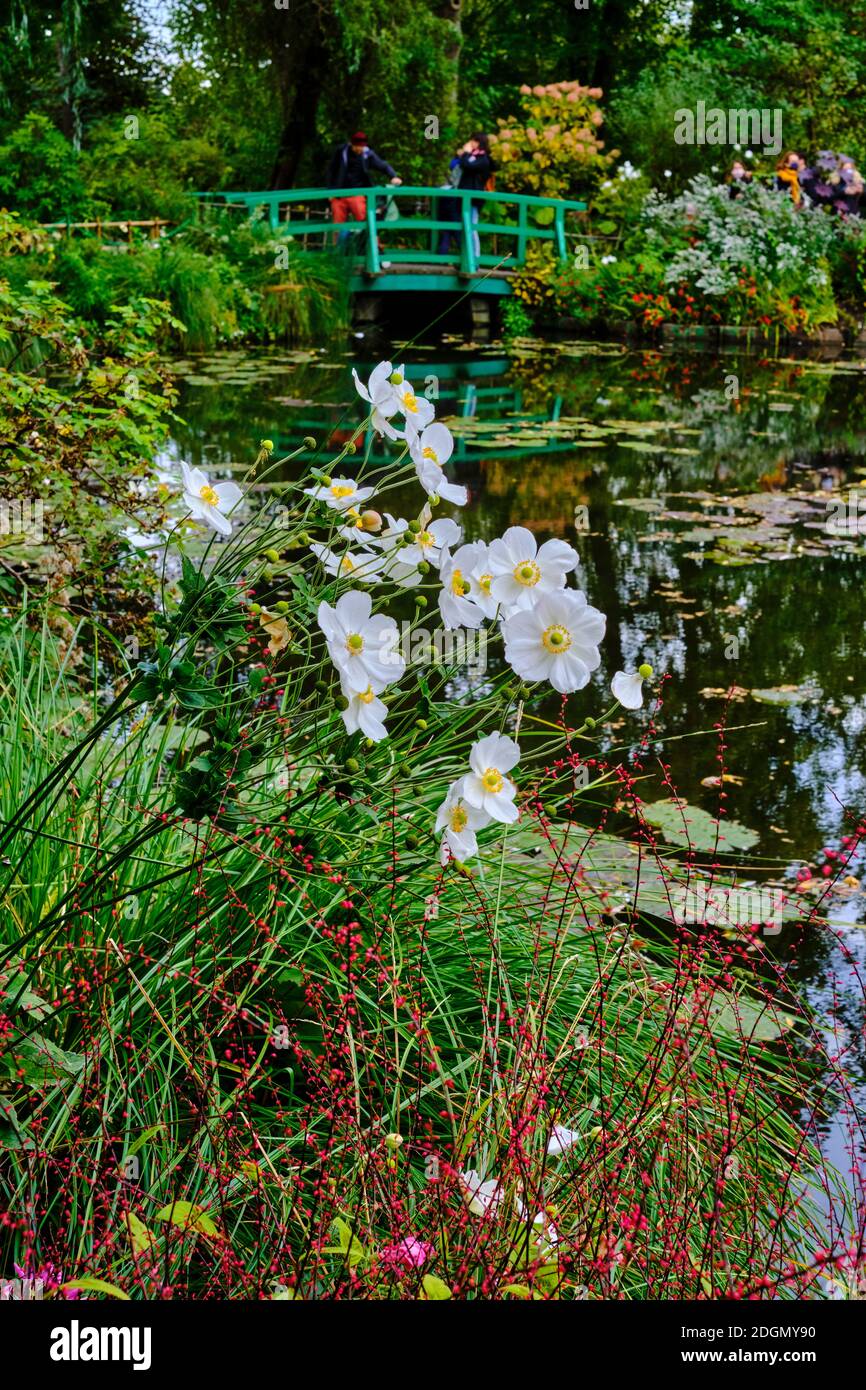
[309,542,383,584]
[317,590,405,693]
[547,1123,580,1156]
[407,422,467,505]
[181,462,243,537]
[487,526,578,614]
[353,360,432,433]
[502,590,606,694]
[466,542,499,619]
[303,476,375,513]
[340,681,389,742]
[438,542,487,630]
[462,732,520,823]
[459,1169,503,1217]
[435,778,491,864]
[400,514,462,570]
[611,666,652,710]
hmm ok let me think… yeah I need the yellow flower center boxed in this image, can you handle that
[478,573,492,594]
[199,484,220,507]
[346,632,364,654]
[401,389,419,413]
[541,624,572,653]
[417,530,433,548]
[451,568,469,596]
[359,686,376,704]
[331,484,355,499]
[339,555,355,573]
[449,805,468,832]
[422,445,439,463]
[481,768,504,794]
[514,559,541,587]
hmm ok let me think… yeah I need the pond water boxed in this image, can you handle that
[161,336,866,1251]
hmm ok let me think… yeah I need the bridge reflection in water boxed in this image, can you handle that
[268,359,574,477]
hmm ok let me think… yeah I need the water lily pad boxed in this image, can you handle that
[642,799,760,853]
[750,684,818,706]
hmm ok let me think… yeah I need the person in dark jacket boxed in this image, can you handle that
[327,131,401,240]
[454,133,495,256]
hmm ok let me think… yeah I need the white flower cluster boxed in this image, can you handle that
[307,361,653,865]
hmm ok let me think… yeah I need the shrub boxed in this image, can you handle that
[490,81,618,200]
[0,114,92,222]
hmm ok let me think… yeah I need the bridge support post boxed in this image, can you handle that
[364,193,381,275]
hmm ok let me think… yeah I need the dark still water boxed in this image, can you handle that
[161,338,866,1235]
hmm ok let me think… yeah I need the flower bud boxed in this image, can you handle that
[415,718,428,731]
[408,519,422,534]
[415,595,428,608]
[638,663,653,680]
[405,833,420,850]
[304,436,317,449]
[264,548,280,564]
[274,600,290,614]
[417,560,430,575]
[584,716,596,730]
[336,695,349,710]
[359,509,382,533]
[260,438,275,452]
[345,756,360,774]
[388,370,403,385]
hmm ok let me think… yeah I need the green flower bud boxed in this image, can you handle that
[298,530,311,546]
[405,833,420,849]
[417,560,430,575]
[274,600,290,614]
[304,436,317,449]
[584,716,596,731]
[320,474,332,487]
[415,718,428,731]
[415,595,428,608]
[345,756,361,774]
[260,438,275,452]
[638,662,654,680]
[428,493,440,507]
[249,602,261,615]
[408,519,421,534]
[264,548,280,564]
[388,370,404,385]
[336,695,349,710]
[543,802,558,818]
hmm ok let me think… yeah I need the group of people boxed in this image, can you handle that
[727,150,864,216]
[326,129,496,255]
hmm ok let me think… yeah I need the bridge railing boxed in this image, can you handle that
[195,185,586,277]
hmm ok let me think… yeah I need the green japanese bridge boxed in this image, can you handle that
[195,185,586,296]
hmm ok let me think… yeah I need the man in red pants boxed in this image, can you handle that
[327,131,402,245]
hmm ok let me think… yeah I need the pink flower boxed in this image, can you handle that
[379,1236,434,1269]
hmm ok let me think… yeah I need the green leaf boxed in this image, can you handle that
[124,1212,157,1257]
[154,1201,221,1239]
[420,1274,452,1300]
[58,1277,130,1300]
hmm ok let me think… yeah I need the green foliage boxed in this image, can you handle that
[81,110,229,222]
[0,114,91,221]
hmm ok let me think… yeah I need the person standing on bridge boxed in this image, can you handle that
[327,131,402,242]
[454,134,495,257]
